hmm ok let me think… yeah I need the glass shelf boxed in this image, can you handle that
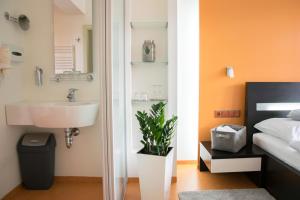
[50,73,94,82]
[132,99,168,104]
[130,61,168,66]
[130,21,168,29]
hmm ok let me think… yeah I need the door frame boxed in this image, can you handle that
[97,0,111,198]
[100,0,128,199]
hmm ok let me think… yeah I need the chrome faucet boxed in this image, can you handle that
[67,88,78,102]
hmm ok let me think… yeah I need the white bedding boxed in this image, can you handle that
[253,133,300,171]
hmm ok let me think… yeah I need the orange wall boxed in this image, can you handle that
[199,0,300,141]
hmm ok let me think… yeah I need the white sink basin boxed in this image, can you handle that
[6,101,99,128]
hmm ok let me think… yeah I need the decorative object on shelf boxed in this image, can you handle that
[4,12,30,31]
[143,40,155,62]
[35,66,43,87]
[136,102,177,200]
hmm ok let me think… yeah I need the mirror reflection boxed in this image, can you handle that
[53,0,93,74]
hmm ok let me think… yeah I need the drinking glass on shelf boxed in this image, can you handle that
[151,84,164,100]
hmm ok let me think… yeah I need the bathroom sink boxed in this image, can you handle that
[31,101,99,128]
[6,101,99,128]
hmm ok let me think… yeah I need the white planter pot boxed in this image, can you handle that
[137,148,174,200]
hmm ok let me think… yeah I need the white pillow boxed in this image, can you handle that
[289,127,300,152]
[290,140,300,152]
[287,109,300,121]
[254,118,300,142]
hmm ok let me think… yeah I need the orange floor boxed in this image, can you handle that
[4,164,256,200]
[125,164,257,200]
[3,181,103,200]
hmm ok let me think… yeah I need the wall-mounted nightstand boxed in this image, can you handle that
[200,141,264,173]
[199,141,265,186]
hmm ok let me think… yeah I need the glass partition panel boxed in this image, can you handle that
[111,0,127,199]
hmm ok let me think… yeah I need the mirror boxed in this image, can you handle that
[53,0,93,74]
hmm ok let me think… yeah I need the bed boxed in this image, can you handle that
[253,133,300,171]
[246,82,300,200]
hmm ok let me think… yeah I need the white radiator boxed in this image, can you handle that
[54,45,75,73]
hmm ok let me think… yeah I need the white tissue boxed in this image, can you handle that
[216,125,237,133]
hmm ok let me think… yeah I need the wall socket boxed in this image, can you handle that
[214,110,240,118]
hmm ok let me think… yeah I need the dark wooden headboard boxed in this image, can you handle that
[245,82,300,145]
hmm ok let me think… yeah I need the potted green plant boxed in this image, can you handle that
[136,102,177,200]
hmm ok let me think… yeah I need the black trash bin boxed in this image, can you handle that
[17,133,56,189]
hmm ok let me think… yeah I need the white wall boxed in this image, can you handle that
[177,0,199,161]
[0,1,27,198]
[0,1,103,197]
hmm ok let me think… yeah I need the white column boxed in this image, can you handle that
[177,0,199,161]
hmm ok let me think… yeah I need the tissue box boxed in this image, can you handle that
[211,124,246,153]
